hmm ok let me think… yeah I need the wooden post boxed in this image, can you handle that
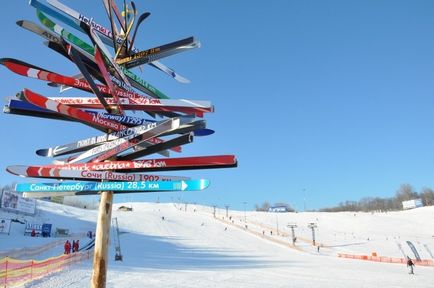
[91,106,119,287]
[91,191,113,288]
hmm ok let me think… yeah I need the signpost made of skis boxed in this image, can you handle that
[2,1,237,287]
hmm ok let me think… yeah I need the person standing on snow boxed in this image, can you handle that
[407,256,415,274]
[64,240,71,254]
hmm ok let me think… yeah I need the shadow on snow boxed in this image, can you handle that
[109,232,290,271]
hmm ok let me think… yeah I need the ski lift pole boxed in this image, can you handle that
[287,224,297,245]
[308,223,317,246]
[112,217,123,261]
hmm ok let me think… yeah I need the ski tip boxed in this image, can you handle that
[174,74,191,84]
[47,82,60,87]
[16,20,24,26]
[6,165,25,177]
[36,148,49,157]
[193,128,214,137]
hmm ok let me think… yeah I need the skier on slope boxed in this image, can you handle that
[406,256,415,274]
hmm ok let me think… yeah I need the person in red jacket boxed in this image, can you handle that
[64,240,71,254]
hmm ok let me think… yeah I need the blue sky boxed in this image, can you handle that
[1,0,434,211]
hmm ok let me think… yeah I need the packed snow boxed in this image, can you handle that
[1,200,433,287]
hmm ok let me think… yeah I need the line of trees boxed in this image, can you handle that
[319,184,434,212]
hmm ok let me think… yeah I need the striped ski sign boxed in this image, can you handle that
[13,155,237,173]
[18,88,128,132]
[15,179,210,193]
[30,0,190,83]
[0,58,213,116]
[7,165,190,182]
[5,99,211,137]
[17,89,181,152]
[47,97,211,116]
[4,99,154,128]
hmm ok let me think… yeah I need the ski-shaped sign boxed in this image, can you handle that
[16,19,61,45]
[9,155,237,173]
[63,118,179,164]
[18,88,128,132]
[0,58,213,116]
[4,99,153,127]
[4,99,210,141]
[15,179,210,193]
[115,37,200,69]
[67,45,116,114]
[118,132,193,161]
[17,89,181,152]
[36,121,161,157]
[33,11,173,99]
[83,24,131,87]
[46,97,211,116]
[7,165,190,182]
[35,116,195,158]
[30,0,190,83]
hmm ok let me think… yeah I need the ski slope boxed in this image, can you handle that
[1,201,433,287]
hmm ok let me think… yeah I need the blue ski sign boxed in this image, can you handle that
[16,180,209,193]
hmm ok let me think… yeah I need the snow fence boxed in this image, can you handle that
[0,232,86,259]
[338,253,434,267]
[0,251,92,287]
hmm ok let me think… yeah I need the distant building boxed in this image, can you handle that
[118,206,133,212]
[402,199,423,210]
[268,206,287,213]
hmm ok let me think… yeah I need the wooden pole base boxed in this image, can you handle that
[91,191,113,288]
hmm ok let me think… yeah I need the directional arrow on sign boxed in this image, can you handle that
[15,179,210,193]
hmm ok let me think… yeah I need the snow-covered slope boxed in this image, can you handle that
[1,201,433,287]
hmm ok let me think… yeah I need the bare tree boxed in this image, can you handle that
[420,187,434,206]
[393,184,417,209]
[255,201,270,211]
